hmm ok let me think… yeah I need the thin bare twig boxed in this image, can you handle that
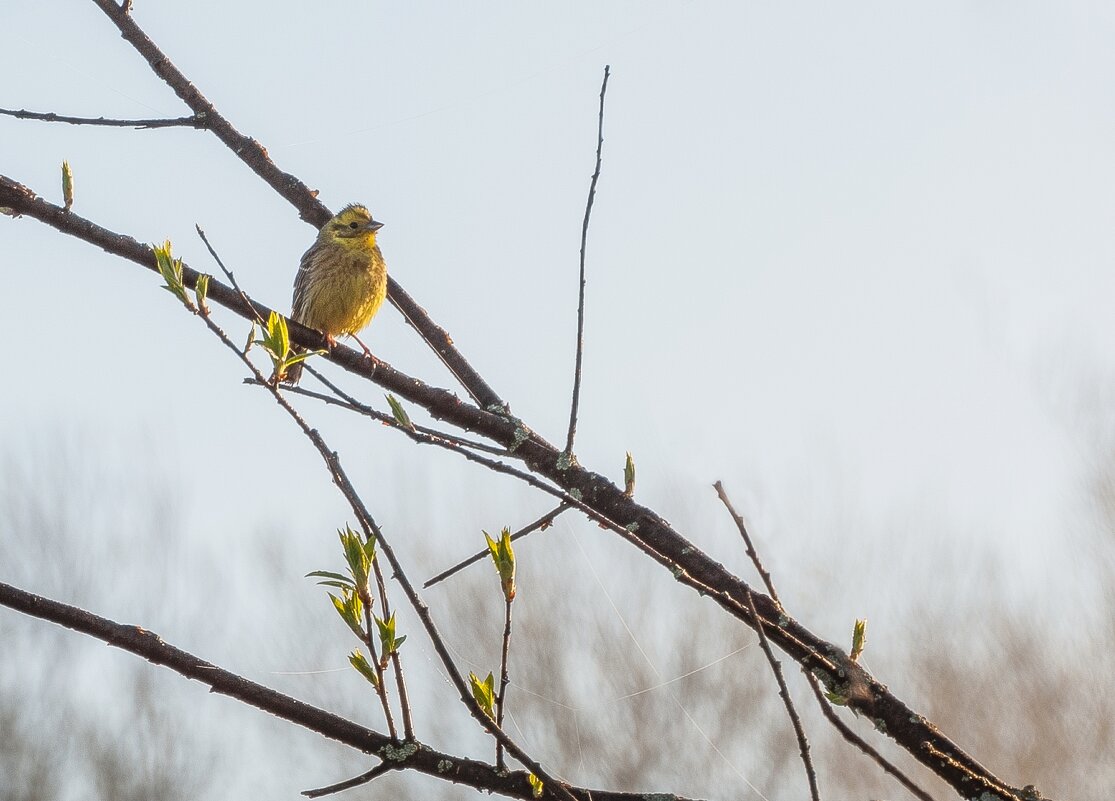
[303,761,395,798]
[361,589,398,740]
[565,65,611,455]
[424,504,569,589]
[744,590,820,801]
[369,553,415,741]
[0,107,205,128]
[244,374,509,456]
[195,224,264,324]
[496,595,513,771]
[713,480,781,608]
[298,367,511,457]
[716,480,817,798]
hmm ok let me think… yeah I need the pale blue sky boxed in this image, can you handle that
[3,2,1115,797]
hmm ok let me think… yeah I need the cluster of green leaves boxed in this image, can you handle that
[308,526,407,685]
[251,310,322,382]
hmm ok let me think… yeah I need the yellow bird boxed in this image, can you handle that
[283,204,388,383]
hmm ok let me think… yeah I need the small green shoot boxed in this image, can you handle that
[326,587,365,640]
[468,671,496,720]
[194,273,210,313]
[528,774,544,798]
[307,525,376,608]
[61,161,74,211]
[243,320,257,355]
[850,618,867,662]
[484,527,516,602]
[385,393,415,431]
[623,451,636,497]
[375,613,407,662]
[153,240,194,310]
[349,649,379,688]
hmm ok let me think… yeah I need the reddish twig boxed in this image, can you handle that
[370,554,415,741]
[744,589,820,801]
[361,591,398,740]
[496,595,513,771]
[565,65,610,455]
[302,761,395,798]
[713,480,781,608]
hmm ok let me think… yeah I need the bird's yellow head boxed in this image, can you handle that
[321,204,383,249]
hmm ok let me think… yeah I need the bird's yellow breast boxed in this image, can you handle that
[296,240,387,337]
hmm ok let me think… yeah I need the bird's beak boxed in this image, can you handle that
[366,219,384,233]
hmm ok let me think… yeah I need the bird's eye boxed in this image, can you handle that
[349,221,359,229]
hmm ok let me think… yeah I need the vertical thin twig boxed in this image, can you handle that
[495,596,513,770]
[714,481,816,799]
[361,599,398,740]
[565,65,611,455]
[744,590,821,801]
[371,554,415,740]
[714,480,782,608]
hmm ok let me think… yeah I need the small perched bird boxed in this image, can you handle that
[283,203,388,383]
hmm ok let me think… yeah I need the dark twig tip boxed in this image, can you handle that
[302,761,394,798]
[714,480,782,608]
